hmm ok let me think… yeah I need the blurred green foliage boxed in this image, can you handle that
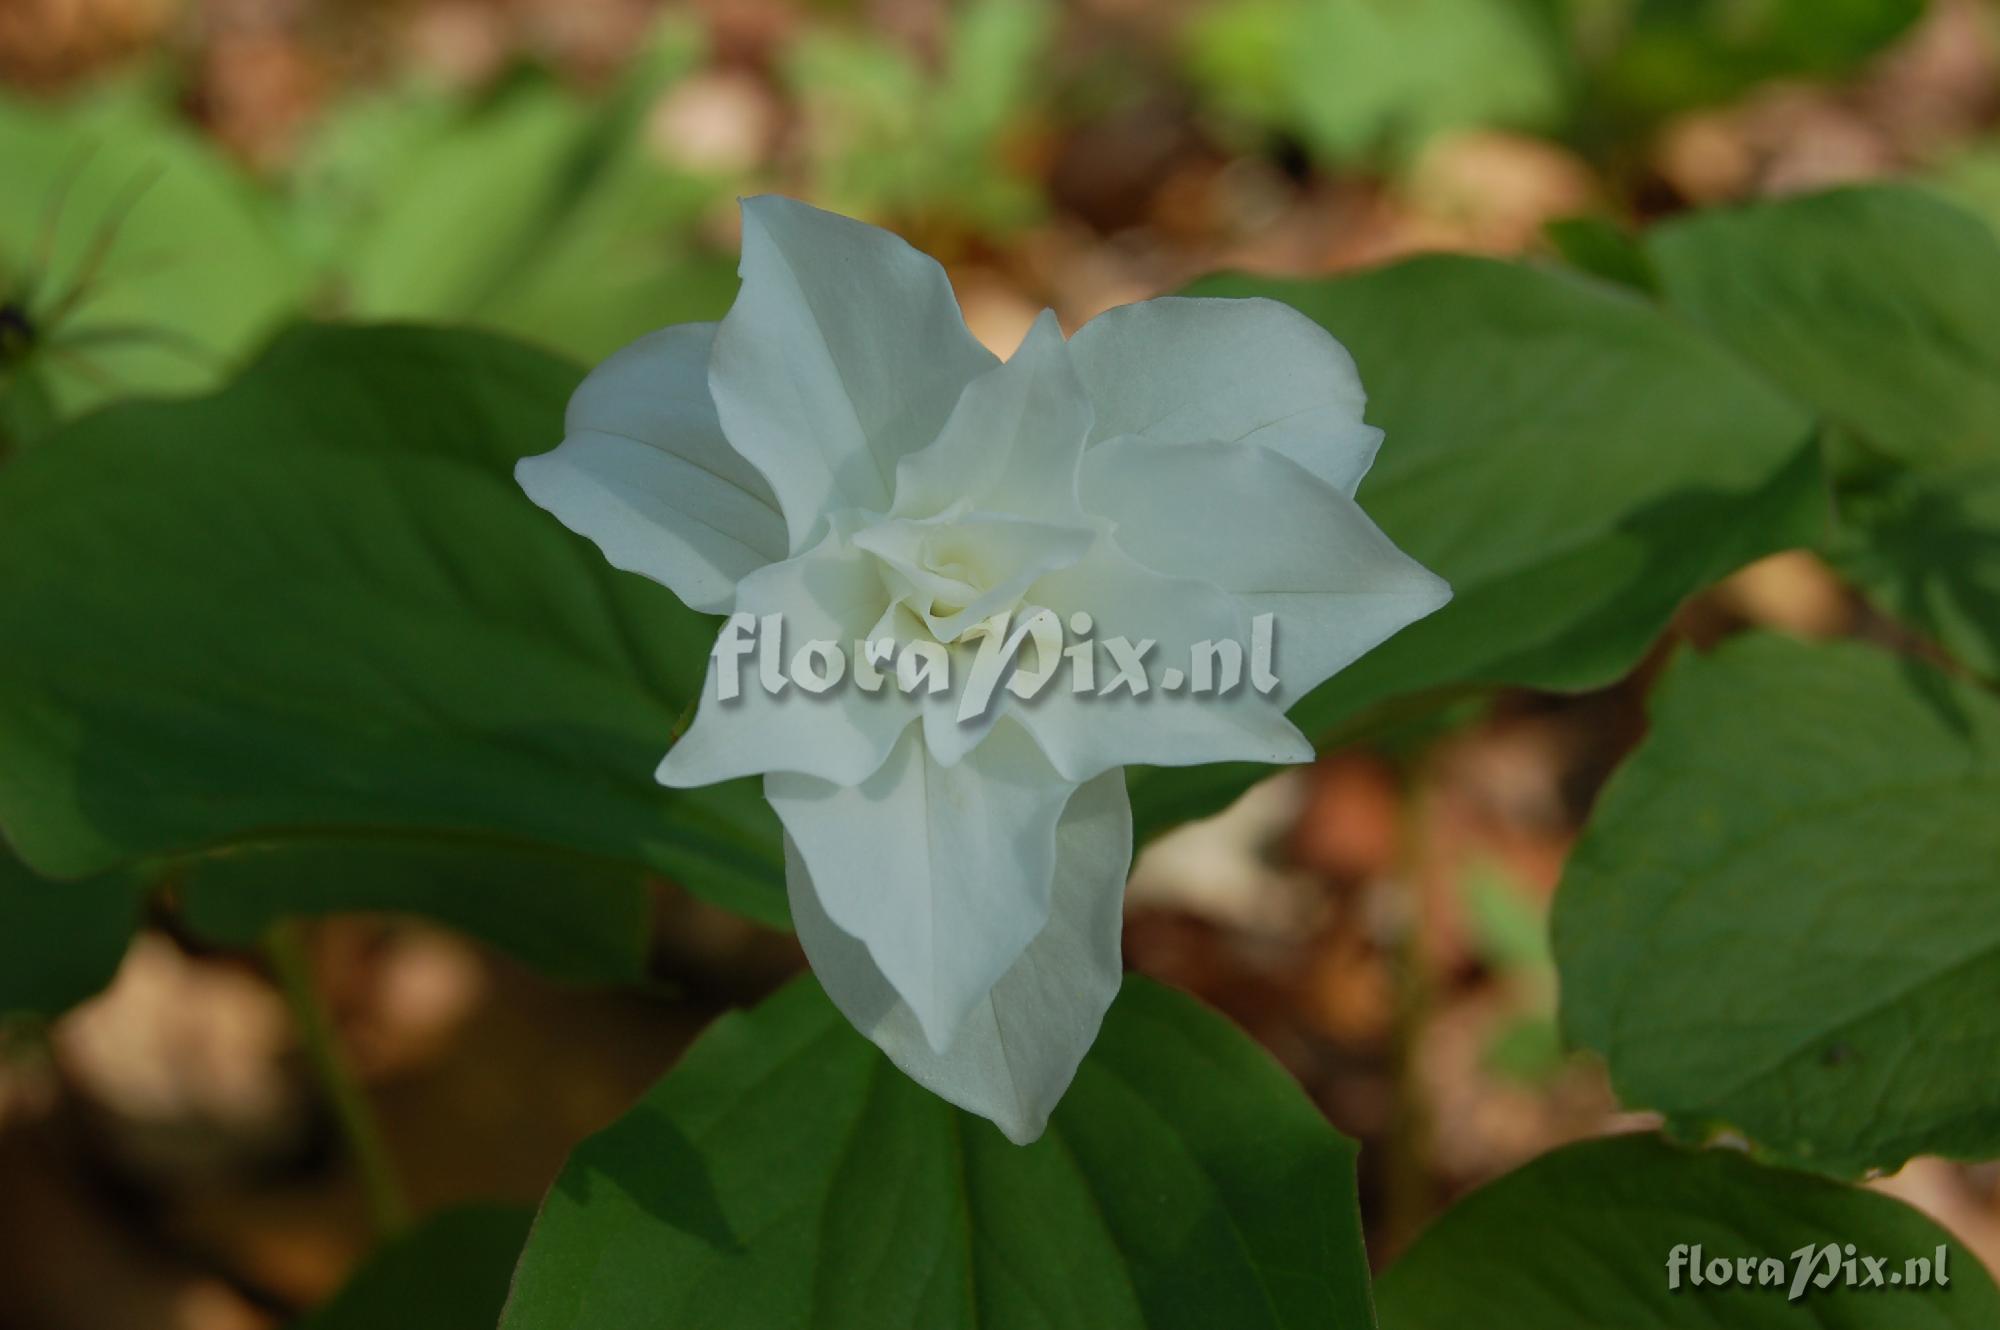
[1182,0,1926,166]
[1583,0,1926,126]
[1184,0,1569,165]
[290,20,738,361]
[783,0,1055,236]
[0,0,1945,452]
[0,3,1075,449]
[1457,862,1563,1087]
[0,37,741,448]
[0,85,306,447]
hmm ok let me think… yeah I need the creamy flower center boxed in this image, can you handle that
[850,509,1094,644]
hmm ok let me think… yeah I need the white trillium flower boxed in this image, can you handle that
[516,196,1450,1143]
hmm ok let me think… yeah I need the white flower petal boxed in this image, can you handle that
[767,720,1071,1053]
[1067,295,1382,497]
[515,324,787,613]
[709,196,997,550]
[891,310,1093,522]
[656,534,909,788]
[1080,436,1452,705]
[787,765,1132,1144]
[1010,540,1314,782]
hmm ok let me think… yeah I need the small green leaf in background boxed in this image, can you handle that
[1132,255,1821,838]
[1648,185,2000,679]
[501,976,1374,1330]
[783,0,1053,236]
[1377,1133,2000,1328]
[1555,634,2000,1177]
[1184,0,1566,167]
[1580,0,1926,128]
[0,323,787,983]
[0,851,141,1021]
[0,85,306,442]
[1458,861,1566,1086]
[297,1204,534,1330]
[295,18,737,363]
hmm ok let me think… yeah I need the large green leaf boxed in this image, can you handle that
[0,850,141,1020]
[297,1204,534,1330]
[1555,634,2000,1176]
[0,324,787,974]
[1648,186,2000,678]
[1648,187,2000,473]
[176,841,655,985]
[1378,1133,2000,1328]
[0,87,306,440]
[1132,256,1820,838]
[501,975,1374,1329]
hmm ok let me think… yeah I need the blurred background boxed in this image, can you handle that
[4,0,2000,1326]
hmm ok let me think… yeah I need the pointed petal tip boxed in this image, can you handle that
[1018,306,1065,348]
[652,745,700,789]
[653,718,758,789]
[736,191,797,223]
[1272,723,1316,766]
[512,449,554,499]
[1414,566,1455,616]
[994,1109,1050,1147]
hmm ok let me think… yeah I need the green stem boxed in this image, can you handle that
[264,920,411,1237]
[1382,780,1437,1261]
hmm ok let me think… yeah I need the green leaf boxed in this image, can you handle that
[1584,0,1925,127]
[177,840,653,984]
[1648,187,2000,473]
[1543,215,1659,296]
[0,850,141,1020]
[1554,634,2000,1176]
[501,976,1374,1329]
[1183,0,1566,166]
[300,21,737,363]
[1133,256,1820,838]
[1377,1133,2000,1328]
[1923,144,2000,238]
[1835,460,2000,679]
[297,1204,534,1330]
[1648,185,2000,678]
[0,86,306,436]
[782,0,1052,233]
[0,324,787,966]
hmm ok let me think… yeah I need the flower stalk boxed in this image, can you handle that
[263,920,411,1237]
